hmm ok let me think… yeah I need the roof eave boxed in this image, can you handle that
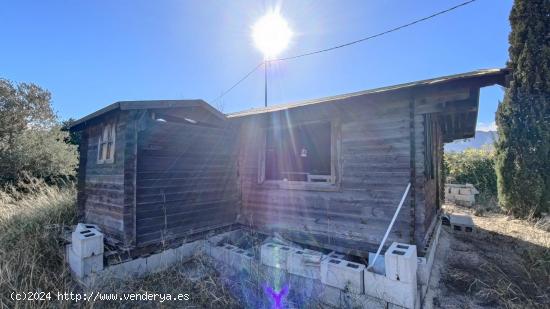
[69,100,226,131]
[226,68,509,118]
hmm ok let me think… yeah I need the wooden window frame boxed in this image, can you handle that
[97,122,116,164]
[258,119,341,192]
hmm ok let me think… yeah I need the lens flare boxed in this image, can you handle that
[264,284,289,309]
[252,9,293,59]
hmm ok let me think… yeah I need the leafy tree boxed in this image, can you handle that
[0,79,56,138]
[61,118,82,146]
[495,0,550,217]
[0,79,77,183]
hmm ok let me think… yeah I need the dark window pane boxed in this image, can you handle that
[265,121,331,182]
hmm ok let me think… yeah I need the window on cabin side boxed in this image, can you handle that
[98,123,116,164]
[265,121,332,183]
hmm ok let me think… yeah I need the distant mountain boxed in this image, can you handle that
[445,131,497,152]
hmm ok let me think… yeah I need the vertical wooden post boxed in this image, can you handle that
[123,111,139,247]
[76,130,88,221]
[409,98,416,244]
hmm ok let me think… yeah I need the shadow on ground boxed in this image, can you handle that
[429,208,549,309]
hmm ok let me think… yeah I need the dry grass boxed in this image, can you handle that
[0,178,76,309]
[5,179,547,308]
[435,204,550,309]
[0,179,239,309]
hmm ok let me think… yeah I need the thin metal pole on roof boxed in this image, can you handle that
[264,60,268,107]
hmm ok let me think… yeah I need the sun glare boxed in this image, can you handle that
[252,10,293,59]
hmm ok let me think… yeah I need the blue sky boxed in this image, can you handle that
[0,0,512,130]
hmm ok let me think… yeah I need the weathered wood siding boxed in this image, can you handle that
[420,114,443,246]
[79,111,136,245]
[135,120,239,246]
[234,95,430,256]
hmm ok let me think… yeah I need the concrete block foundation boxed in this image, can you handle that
[320,258,365,294]
[364,269,417,309]
[260,242,294,270]
[71,226,103,258]
[67,244,103,278]
[287,249,323,280]
[66,226,439,309]
[385,243,417,283]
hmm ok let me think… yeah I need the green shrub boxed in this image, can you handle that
[0,127,78,183]
[444,148,497,207]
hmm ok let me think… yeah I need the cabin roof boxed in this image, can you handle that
[70,68,508,137]
[227,68,508,118]
[69,99,226,130]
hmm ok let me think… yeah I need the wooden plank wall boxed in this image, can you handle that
[135,121,239,246]
[81,112,131,244]
[420,114,443,244]
[235,95,430,256]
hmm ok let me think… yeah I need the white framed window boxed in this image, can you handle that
[97,123,116,164]
[259,119,340,191]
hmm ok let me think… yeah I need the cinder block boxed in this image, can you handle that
[367,252,385,275]
[364,270,417,309]
[76,223,101,232]
[450,214,475,233]
[260,243,294,270]
[221,243,239,264]
[384,243,417,283]
[321,258,365,294]
[209,243,228,262]
[209,243,240,265]
[71,227,103,258]
[67,244,103,278]
[175,240,203,261]
[445,184,479,206]
[228,248,254,272]
[287,248,323,279]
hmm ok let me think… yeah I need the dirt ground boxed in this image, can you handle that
[424,204,550,309]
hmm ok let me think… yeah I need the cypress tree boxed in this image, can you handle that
[495,0,550,217]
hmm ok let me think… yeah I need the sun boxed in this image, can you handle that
[252,9,293,59]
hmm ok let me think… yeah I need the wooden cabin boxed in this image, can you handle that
[69,68,507,257]
[69,100,240,249]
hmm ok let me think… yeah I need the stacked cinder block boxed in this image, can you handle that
[364,242,418,309]
[287,248,323,279]
[445,183,479,206]
[321,258,365,293]
[257,240,421,308]
[209,243,255,271]
[67,224,104,278]
[384,243,417,283]
[229,247,255,271]
[260,243,295,269]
